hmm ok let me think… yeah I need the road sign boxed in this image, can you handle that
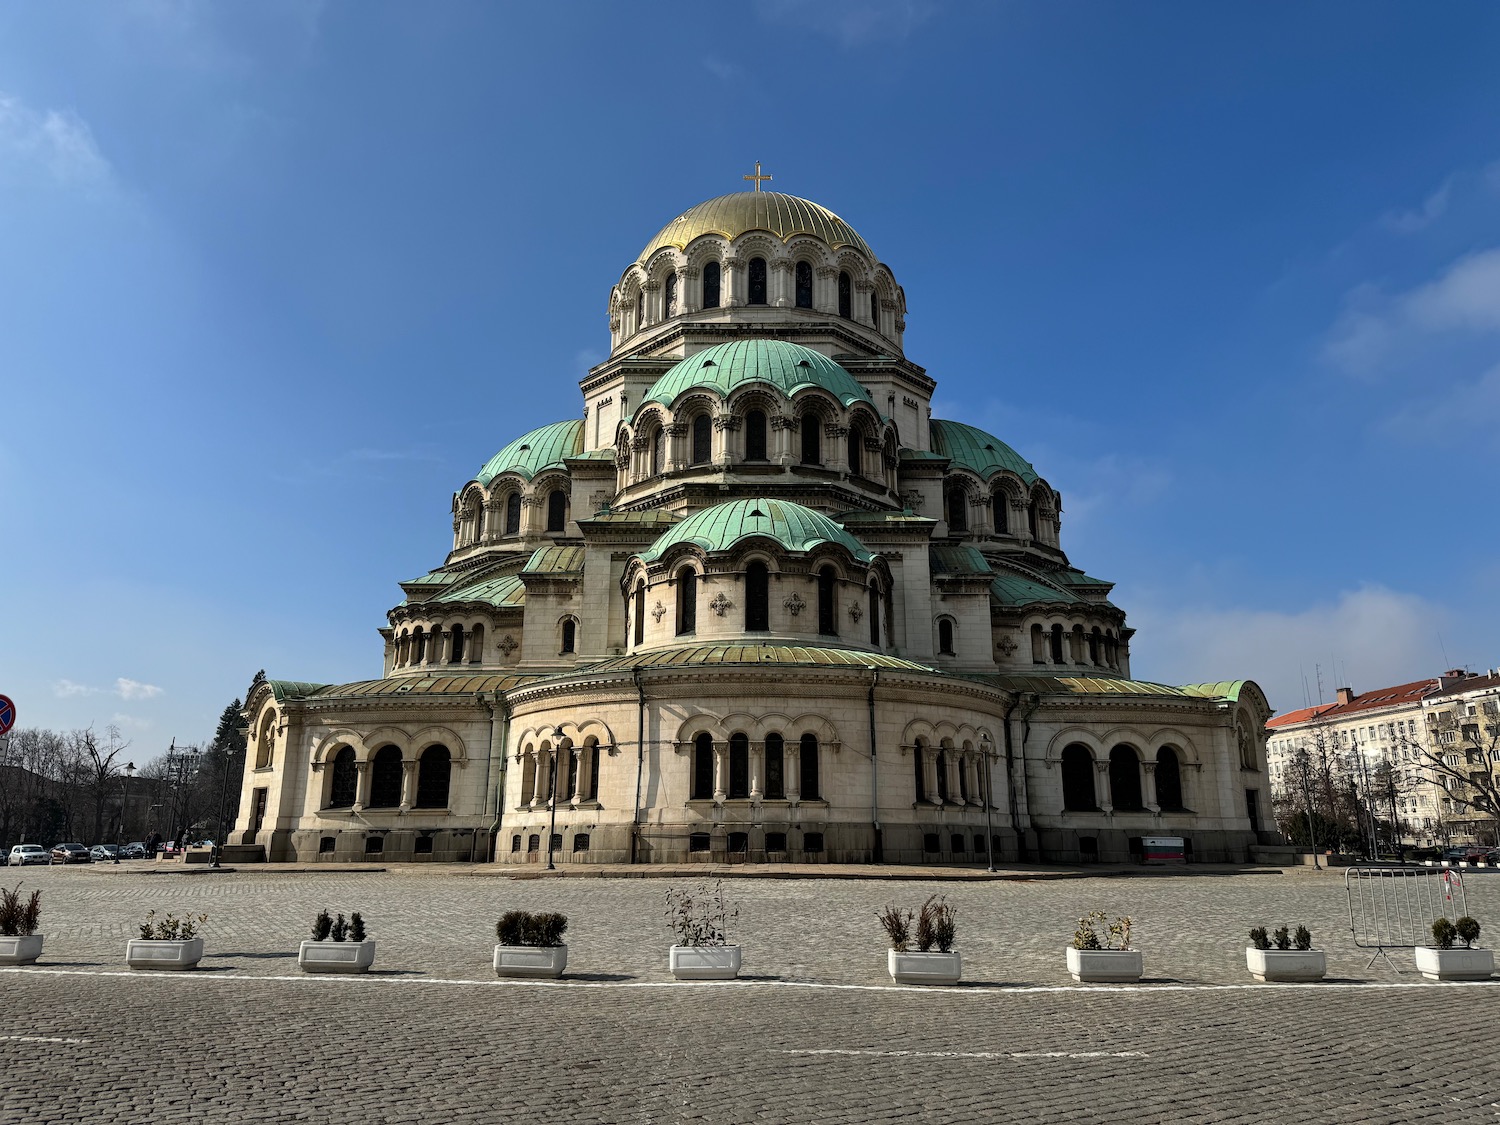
[0,695,13,735]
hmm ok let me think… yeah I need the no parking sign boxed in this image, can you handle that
[0,695,14,736]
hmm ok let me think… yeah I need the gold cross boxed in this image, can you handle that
[743,161,772,192]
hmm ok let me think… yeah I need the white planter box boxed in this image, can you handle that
[669,944,741,980]
[888,948,962,985]
[127,937,204,971]
[1066,946,1143,983]
[0,934,43,965]
[494,944,568,979]
[1415,946,1494,981]
[298,939,376,974]
[1246,947,1326,983]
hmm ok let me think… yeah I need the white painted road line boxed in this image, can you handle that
[777,1048,1149,1060]
[0,1035,92,1045]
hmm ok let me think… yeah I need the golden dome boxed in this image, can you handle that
[639,192,873,262]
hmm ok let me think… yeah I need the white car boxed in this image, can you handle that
[7,844,49,867]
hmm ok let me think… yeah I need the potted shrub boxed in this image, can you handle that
[881,895,962,985]
[127,911,208,970]
[1246,924,1325,982]
[299,910,376,973]
[1066,910,1141,982]
[1416,916,1494,981]
[0,883,43,965]
[665,881,740,980]
[493,910,569,978]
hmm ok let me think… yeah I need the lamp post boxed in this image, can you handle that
[545,725,564,871]
[212,729,246,870]
[115,762,135,864]
[980,736,997,873]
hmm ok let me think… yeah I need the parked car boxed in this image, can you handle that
[89,844,121,862]
[121,842,148,860]
[50,843,91,864]
[7,844,49,867]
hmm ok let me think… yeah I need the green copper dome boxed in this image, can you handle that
[929,419,1039,485]
[476,419,584,485]
[639,498,871,564]
[640,192,873,262]
[642,340,874,414]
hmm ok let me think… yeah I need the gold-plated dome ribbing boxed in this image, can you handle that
[640,191,874,262]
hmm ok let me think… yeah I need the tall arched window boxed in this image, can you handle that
[748,257,767,305]
[369,746,403,808]
[729,733,750,799]
[992,493,1008,534]
[837,271,851,319]
[947,488,968,533]
[328,747,357,809]
[676,567,697,635]
[547,489,568,532]
[848,428,862,476]
[663,272,677,318]
[565,742,578,801]
[938,618,955,655]
[795,261,813,308]
[799,734,820,800]
[800,413,821,465]
[1088,627,1101,665]
[746,561,769,631]
[692,732,714,800]
[1156,746,1184,811]
[870,290,880,327]
[868,583,881,646]
[817,566,837,636]
[634,292,643,330]
[449,624,465,664]
[691,413,711,464]
[651,428,665,476]
[1050,624,1065,663]
[633,580,646,646]
[1109,746,1144,811]
[586,738,600,800]
[416,745,451,808]
[561,618,576,654]
[936,747,949,801]
[914,741,927,802]
[505,493,521,535]
[1061,745,1095,811]
[702,260,720,309]
[520,751,537,803]
[413,627,427,663]
[745,409,768,461]
[764,733,785,799]
[1028,500,1040,540]
[468,623,483,663]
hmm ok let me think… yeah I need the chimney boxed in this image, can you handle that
[1439,669,1469,688]
[1336,687,1354,706]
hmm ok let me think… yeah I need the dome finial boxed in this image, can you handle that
[743,160,773,193]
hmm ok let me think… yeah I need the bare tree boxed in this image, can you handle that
[1395,721,1500,846]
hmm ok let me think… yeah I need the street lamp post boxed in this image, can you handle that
[545,726,565,871]
[115,762,135,864]
[980,736,997,873]
[212,734,245,870]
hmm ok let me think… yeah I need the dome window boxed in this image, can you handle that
[800,415,821,466]
[796,359,811,367]
[700,358,716,367]
[991,493,1008,535]
[676,567,697,636]
[745,411,768,462]
[702,261,721,309]
[749,508,765,518]
[817,566,837,636]
[664,272,677,318]
[837,271,852,319]
[870,290,879,328]
[745,561,770,632]
[748,257,767,306]
[795,261,813,309]
[690,414,712,465]
[504,493,522,536]
[546,489,569,533]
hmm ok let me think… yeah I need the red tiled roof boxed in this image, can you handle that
[1267,704,1336,729]
[1267,678,1438,729]
[1425,671,1500,701]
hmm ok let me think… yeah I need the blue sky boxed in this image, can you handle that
[4,1,1499,758]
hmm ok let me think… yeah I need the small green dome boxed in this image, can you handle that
[475,419,584,486]
[639,498,871,564]
[930,419,1039,485]
[641,340,874,415]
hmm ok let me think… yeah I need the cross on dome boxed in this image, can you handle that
[743,161,772,192]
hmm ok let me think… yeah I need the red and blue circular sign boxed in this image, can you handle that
[0,695,14,736]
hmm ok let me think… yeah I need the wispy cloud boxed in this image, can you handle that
[1379,180,1452,235]
[111,712,155,731]
[52,677,165,700]
[755,0,934,46]
[53,679,98,698]
[115,678,164,701]
[1381,360,1500,448]
[703,57,741,83]
[0,94,111,186]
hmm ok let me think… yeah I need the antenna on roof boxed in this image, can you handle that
[1438,630,1451,669]
[1315,664,1325,705]
[1300,664,1310,709]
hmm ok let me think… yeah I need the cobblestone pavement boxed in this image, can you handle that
[2,864,1498,1123]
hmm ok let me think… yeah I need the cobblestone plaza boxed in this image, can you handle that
[3,864,1498,1123]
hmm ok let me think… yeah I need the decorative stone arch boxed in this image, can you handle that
[674,715,730,747]
[1145,728,1202,766]
[788,714,841,754]
[834,248,873,284]
[934,613,959,656]
[684,234,730,271]
[644,247,682,284]
[731,232,779,261]
[546,718,617,753]
[409,725,468,766]
[311,730,371,768]
[1043,727,1105,766]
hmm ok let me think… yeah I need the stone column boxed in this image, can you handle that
[826,423,850,474]
[1094,761,1113,814]
[1142,761,1160,814]
[713,742,727,803]
[750,741,764,800]
[771,259,793,308]
[923,748,941,803]
[399,760,418,810]
[855,279,876,325]
[772,414,796,467]
[521,494,544,536]
[570,746,585,803]
[722,257,740,307]
[353,761,372,811]
[945,752,962,805]
[666,423,688,471]
[680,266,698,313]
[641,279,660,326]
[786,742,801,804]
[815,265,838,313]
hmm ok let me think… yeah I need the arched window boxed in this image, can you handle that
[1050,624,1065,663]
[914,741,927,802]
[817,566,837,636]
[633,580,646,646]
[1109,745,1144,811]
[565,741,578,800]
[469,623,483,663]
[1030,623,1045,664]
[413,627,427,664]
[449,624,465,664]
[870,290,880,327]
[938,618,955,655]
[837,271,851,319]
[764,733,785,799]
[520,751,537,803]
[692,732,714,800]
[729,733,750,799]
[416,745,451,808]
[947,488,968,533]
[1028,500,1040,540]
[848,428,862,476]
[676,567,697,635]
[799,733,820,800]
[505,493,521,535]
[1156,746,1184,811]
[546,489,568,533]
[586,738,600,800]
[800,413,821,465]
[795,261,813,308]
[748,256,767,305]
[691,413,712,465]
[992,493,1008,534]
[328,747,357,809]
[635,292,643,329]
[1061,745,1095,811]
[702,260,720,309]
[369,746,403,808]
[663,272,677,318]
[561,618,576,654]
[745,561,770,631]
[936,748,949,801]
[745,409,768,461]
[651,428,664,476]
[1088,627,1101,665]
[254,716,274,769]
[868,583,881,646]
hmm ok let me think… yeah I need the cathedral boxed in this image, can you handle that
[234,178,1272,867]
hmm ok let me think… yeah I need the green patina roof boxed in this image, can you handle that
[1054,567,1113,587]
[641,340,874,413]
[522,546,586,575]
[989,569,1083,607]
[476,418,585,486]
[269,674,542,702]
[581,643,935,675]
[430,573,526,608]
[929,419,1039,485]
[265,680,332,703]
[403,569,461,587]
[581,510,681,526]
[1180,681,1249,702]
[639,498,871,563]
[930,544,994,577]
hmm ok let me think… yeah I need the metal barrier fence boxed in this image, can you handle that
[1346,866,1469,971]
